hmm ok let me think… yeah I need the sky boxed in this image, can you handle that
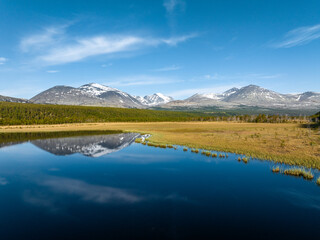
[0,0,320,99]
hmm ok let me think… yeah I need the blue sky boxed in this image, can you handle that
[0,0,320,99]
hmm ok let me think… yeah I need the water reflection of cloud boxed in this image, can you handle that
[48,168,60,172]
[281,189,320,211]
[24,190,57,210]
[108,153,178,164]
[0,177,8,185]
[40,177,142,204]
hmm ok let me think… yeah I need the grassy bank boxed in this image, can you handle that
[1,122,319,169]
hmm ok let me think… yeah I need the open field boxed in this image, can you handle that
[1,122,319,169]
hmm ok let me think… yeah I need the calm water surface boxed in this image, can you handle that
[0,133,319,240]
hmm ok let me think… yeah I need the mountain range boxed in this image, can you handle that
[0,95,28,103]
[161,85,320,110]
[29,83,173,108]
[1,83,319,111]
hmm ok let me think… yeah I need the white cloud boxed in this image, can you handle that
[39,35,144,65]
[20,25,196,66]
[272,23,320,48]
[169,84,241,98]
[20,26,66,52]
[46,70,59,73]
[197,73,282,81]
[160,34,196,46]
[101,63,113,68]
[153,65,181,72]
[163,0,185,14]
[0,57,7,65]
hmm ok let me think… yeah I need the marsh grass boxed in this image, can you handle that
[147,142,157,147]
[183,147,188,152]
[238,157,241,161]
[212,153,217,158]
[135,138,143,143]
[317,177,320,186]
[3,122,320,170]
[272,166,280,173]
[242,157,248,164]
[191,149,199,153]
[283,168,314,180]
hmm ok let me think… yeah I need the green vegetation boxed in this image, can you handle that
[191,149,199,153]
[317,177,320,186]
[242,157,248,163]
[183,147,188,151]
[147,142,157,147]
[272,166,280,173]
[283,168,314,180]
[0,102,312,125]
[212,153,217,158]
[0,102,205,125]
[205,151,211,156]
[310,111,320,128]
[2,121,320,170]
[153,105,318,116]
[135,138,143,143]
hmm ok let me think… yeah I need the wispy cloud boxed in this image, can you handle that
[169,84,241,98]
[46,70,59,73]
[105,75,181,87]
[101,63,113,68]
[0,57,7,65]
[20,26,67,52]
[163,0,186,30]
[163,0,185,14]
[41,35,144,65]
[272,23,320,48]
[20,25,197,66]
[152,65,181,72]
[160,34,196,46]
[198,73,282,81]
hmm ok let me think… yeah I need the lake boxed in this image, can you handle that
[0,132,319,240]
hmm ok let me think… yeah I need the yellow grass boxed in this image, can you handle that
[1,122,319,169]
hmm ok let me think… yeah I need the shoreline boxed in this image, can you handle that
[1,122,319,169]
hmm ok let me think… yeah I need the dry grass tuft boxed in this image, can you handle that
[283,168,314,180]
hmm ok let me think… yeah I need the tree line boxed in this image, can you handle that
[0,102,314,125]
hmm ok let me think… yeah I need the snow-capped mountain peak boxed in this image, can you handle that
[140,93,174,106]
[79,83,121,97]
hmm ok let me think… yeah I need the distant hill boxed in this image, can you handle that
[0,94,28,103]
[162,85,320,111]
[30,83,173,108]
[1,83,319,114]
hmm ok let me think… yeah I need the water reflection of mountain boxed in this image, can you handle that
[31,133,140,157]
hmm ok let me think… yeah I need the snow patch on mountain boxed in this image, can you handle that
[134,93,174,106]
